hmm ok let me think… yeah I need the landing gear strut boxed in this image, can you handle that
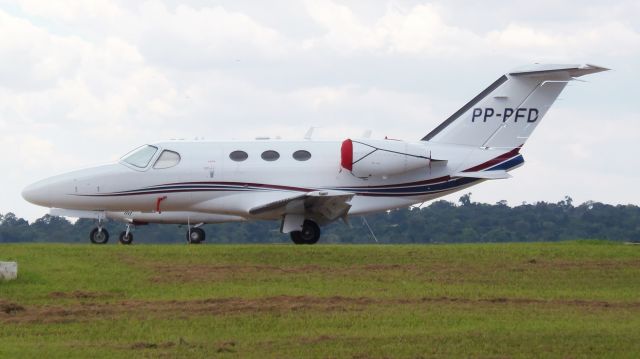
[186,227,205,244]
[290,220,320,245]
[119,224,134,245]
[90,227,109,244]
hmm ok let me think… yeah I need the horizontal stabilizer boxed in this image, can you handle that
[454,171,512,180]
[509,64,609,78]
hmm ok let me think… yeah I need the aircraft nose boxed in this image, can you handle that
[22,180,52,207]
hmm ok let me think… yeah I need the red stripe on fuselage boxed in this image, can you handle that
[462,146,522,172]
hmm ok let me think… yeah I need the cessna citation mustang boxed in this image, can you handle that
[22,64,608,245]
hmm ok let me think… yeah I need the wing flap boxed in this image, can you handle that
[248,190,355,223]
[248,193,307,216]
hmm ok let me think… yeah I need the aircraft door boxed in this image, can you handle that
[200,145,223,180]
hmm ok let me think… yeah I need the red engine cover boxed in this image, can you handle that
[341,139,353,171]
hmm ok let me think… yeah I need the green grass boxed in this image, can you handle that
[1,241,639,358]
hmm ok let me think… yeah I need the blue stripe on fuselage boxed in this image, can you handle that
[486,154,524,171]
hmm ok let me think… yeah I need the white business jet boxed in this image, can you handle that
[22,64,608,245]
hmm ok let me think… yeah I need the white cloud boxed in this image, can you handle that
[15,0,123,22]
[302,0,383,52]
[302,2,482,56]
[0,9,84,90]
[136,2,288,69]
[378,4,482,56]
[486,21,640,60]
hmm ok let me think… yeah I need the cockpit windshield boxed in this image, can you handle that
[153,150,181,169]
[121,145,158,168]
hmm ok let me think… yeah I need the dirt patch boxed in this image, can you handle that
[0,301,25,315]
[147,263,437,283]
[148,264,326,283]
[523,259,640,270]
[1,295,370,324]
[145,258,640,284]
[299,335,338,344]
[130,341,175,350]
[2,295,639,324]
[49,291,114,300]
[216,341,236,353]
[417,296,631,309]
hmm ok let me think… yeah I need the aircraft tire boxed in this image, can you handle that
[119,231,133,245]
[290,234,304,245]
[90,228,109,244]
[290,220,320,245]
[186,227,205,244]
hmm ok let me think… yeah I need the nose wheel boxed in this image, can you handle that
[186,227,205,244]
[90,227,109,244]
[119,225,134,245]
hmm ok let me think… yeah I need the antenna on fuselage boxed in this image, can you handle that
[304,127,315,140]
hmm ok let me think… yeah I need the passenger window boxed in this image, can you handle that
[261,150,280,161]
[153,150,181,169]
[229,150,248,162]
[293,150,311,161]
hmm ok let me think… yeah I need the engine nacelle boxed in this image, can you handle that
[340,138,430,178]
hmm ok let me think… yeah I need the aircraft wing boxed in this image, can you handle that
[249,190,355,226]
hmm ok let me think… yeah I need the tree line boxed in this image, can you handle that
[1,194,639,244]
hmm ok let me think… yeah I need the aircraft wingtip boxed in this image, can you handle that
[583,64,610,72]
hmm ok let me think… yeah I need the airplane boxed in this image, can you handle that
[21,64,608,245]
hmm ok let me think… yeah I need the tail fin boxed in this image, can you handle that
[422,64,608,148]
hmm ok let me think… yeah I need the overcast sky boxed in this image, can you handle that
[1,0,638,221]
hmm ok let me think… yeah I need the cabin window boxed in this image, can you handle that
[292,150,311,161]
[261,150,280,161]
[153,150,181,169]
[121,145,158,168]
[229,150,248,162]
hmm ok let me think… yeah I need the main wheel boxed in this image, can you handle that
[119,231,133,245]
[290,220,320,245]
[186,227,205,244]
[90,228,109,244]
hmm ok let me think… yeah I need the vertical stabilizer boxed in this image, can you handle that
[422,64,608,148]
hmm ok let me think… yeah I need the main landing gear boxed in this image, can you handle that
[186,226,206,244]
[290,220,321,245]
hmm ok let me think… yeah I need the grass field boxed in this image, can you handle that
[1,241,639,358]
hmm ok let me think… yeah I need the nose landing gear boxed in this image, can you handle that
[119,224,134,245]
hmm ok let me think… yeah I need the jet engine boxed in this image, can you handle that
[340,138,431,178]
